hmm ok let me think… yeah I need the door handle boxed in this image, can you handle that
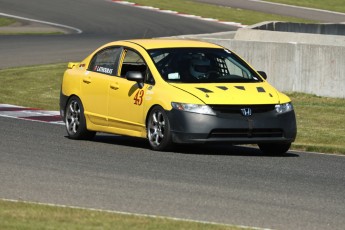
[82,77,91,84]
[110,82,119,90]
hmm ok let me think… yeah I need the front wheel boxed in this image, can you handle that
[65,96,96,140]
[258,142,291,155]
[147,106,173,151]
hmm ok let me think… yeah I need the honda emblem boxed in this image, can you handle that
[241,108,252,116]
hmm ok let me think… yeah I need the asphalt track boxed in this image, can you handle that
[1,0,345,229]
[1,116,345,230]
[0,0,237,69]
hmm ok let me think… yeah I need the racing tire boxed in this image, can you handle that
[65,96,96,140]
[147,106,173,151]
[258,142,291,155]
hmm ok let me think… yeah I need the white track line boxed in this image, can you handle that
[0,12,83,34]
[1,198,272,230]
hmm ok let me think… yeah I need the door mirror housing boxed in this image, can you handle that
[126,71,144,88]
[67,62,79,69]
[257,71,267,80]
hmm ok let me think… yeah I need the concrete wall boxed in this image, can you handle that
[252,22,345,36]
[234,28,345,46]
[178,26,345,98]
[202,39,345,98]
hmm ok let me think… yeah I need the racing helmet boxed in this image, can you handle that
[189,54,211,79]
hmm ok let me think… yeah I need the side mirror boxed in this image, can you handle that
[67,62,79,69]
[257,71,267,80]
[126,71,144,88]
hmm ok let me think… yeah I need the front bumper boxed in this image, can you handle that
[166,108,297,144]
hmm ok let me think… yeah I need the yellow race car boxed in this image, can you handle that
[60,39,296,154]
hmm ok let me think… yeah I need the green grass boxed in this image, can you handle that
[131,0,315,25]
[0,200,245,230]
[0,63,344,155]
[0,17,16,27]
[0,63,65,110]
[266,0,345,13]
[0,17,63,35]
[288,93,345,154]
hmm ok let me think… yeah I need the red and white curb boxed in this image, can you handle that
[111,0,247,28]
[0,104,63,125]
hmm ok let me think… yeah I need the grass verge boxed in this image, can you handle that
[0,63,344,155]
[130,0,315,25]
[266,0,345,13]
[0,63,65,110]
[0,17,64,35]
[0,17,16,27]
[287,93,345,154]
[0,200,245,230]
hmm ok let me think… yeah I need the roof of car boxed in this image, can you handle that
[117,39,223,50]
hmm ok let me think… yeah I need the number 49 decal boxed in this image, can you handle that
[134,90,144,105]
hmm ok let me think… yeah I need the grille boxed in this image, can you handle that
[210,104,275,114]
[209,129,283,138]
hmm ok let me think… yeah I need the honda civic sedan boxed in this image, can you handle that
[60,39,296,154]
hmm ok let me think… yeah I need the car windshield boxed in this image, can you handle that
[148,48,263,83]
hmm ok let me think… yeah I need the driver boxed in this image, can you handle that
[189,54,212,79]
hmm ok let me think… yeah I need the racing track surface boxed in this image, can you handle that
[1,116,345,230]
[1,0,345,229]
[0,0,237,69]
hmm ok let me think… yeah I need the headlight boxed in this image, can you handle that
[275,102,293,113]
[171,102,215,115]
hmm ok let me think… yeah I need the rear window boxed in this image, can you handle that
[89,47,122,75]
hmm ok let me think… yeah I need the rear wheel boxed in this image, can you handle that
[65,96,96,140]
[147,106,173,151]
[258,142,291,155]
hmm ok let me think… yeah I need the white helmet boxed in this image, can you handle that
[189,55,211,79]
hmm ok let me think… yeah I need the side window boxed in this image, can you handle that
[225,58,252,79]
[121,49,155,85]
[89,47,122,75]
